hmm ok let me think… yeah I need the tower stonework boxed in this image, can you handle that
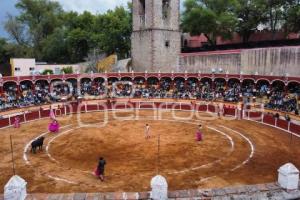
[132,0,181,72]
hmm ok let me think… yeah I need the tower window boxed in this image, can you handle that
[139,0,146,15]
[165,40,170,48]
[162,0,170,20]
[139,0,146,26]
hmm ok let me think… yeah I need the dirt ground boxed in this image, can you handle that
[1,109,300,194]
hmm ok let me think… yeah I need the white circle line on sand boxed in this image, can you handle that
[45,126,94,175]
[45,127,95,175]
[23,131,49,165]
[86,117,234,174]
[45,118,235,176]
[23,124,77,185]
[23,116,253,185]
[46,174,77,185]
[196,125,255,184]
[219,125,255,172]
[46,129,75,163]
[23,125,72,165]
[168,126,235,175]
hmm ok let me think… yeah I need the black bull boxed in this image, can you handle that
[31,137,45,153]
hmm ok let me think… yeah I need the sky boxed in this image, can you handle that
[0,0,130,38]
[0,0,19,38]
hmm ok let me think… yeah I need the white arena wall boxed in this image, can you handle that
[180,46,300,76]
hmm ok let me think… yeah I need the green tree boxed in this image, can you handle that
[41,28,69,63]
[0,38,9,64]
[66,28,90,63]
[15,0,64,59]
[42,69,53,75]
[92,5,132,59]
[61,66,73,74]
[285,1,300,33]
[182,0,238,46]
[4,0,132,64]
[4,14,28,46]
[0,37,32,63]
[260,0,294,39]
[234,0,266,43]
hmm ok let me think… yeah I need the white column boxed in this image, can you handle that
[150,175,168,200]
[4,175,27,200]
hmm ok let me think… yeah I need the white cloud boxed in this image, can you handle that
[51,0,130,14]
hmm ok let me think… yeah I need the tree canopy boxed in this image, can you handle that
[2,0,132,65]
[2,0,300,66]
[182,0,300,44]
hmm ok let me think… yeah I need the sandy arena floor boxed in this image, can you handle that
[1,109,300,193]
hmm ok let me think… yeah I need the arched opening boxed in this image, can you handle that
[227,78,241,92]
[66,78,77,96]
[272,80,285,92]
[94,77,105,85]
[80,78,92,96]
[287,82,300,94]
[200,77,213,100]
[19,80,35,105]
[287,82,300,114]
[49,79,73,101]
[20,80,34,92]
[228,78,240,87]
[187,77,199,91]
[121,77,132,82]
[50,79,63,99]
[3,81,18,94]
[224,79,240,102]
[200,77,212,85]
[214,78,226,98]
[34,80,50,104]
[2,82,18,109]
[35,80,49,90]
[112,81,133,98]
[133,77,146,98]
[134,77,146,85]
[256,79,270,97]
[160,77,172,91]
[66,78,77,88]
[174,76,185,89]
[50,79,63,84]
[92,77,106,96]
[147,77,159,86]
[241,79,255,97]
[108,77,119,85]
[266,80,297,113]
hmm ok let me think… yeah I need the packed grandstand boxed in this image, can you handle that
[0,74,299,115]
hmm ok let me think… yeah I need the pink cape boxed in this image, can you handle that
[48,122,60,133]
[196,131,202,141]
[94,167,100,176]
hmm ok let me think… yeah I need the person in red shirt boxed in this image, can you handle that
[96,157,106,181]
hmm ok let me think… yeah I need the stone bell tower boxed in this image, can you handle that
[131,0,181,72]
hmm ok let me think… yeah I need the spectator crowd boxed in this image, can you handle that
[0,78,299,115]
